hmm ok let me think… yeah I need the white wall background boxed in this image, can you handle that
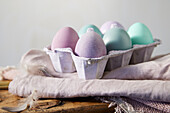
[0,0,170,66]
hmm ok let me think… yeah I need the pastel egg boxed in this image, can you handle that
[78,24,103,38]
[51,27,79,52]
[75,29,106,58]
[100,21,125,34]
[103,28,132,52]
[128,22,154,45]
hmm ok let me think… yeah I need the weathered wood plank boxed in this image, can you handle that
[0,80,10,90]
[0,90,115,113]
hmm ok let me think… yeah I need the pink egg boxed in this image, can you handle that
[75,28,107,58]
[100,21,125,34]
[51,27,79,52]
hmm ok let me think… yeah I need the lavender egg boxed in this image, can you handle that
[100,21,125,34]
[75,28,107,58]
[51,27,79,52]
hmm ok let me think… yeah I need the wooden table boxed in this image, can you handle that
[0,81,115,113]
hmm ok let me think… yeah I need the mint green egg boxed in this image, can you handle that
[128,23,154,45]
[103,28,132,52]
[78,24,103,38]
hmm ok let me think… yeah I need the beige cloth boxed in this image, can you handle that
[9,49,170,102]
[8,49,170,112]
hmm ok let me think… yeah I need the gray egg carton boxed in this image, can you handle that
[44,39,160,80]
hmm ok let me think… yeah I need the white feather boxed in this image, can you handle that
[1,90,39,112]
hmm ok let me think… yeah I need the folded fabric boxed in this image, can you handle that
[8,49,170,112]
[9,49,170,101]
[9,73,170,102]
[0,66,19,80]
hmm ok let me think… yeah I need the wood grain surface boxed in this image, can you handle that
[0,84,115,113]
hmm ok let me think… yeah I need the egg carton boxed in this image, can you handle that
[44,47,76,73]
[130,39,161,64]
[105,49,133,71]
[44,39,160,79]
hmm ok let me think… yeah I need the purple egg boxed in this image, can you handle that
[75,29,107,58]
[51,27,79,52]
[100,21,125,34]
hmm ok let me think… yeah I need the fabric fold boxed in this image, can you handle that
[9,73,170,102]
[8,49,170,103]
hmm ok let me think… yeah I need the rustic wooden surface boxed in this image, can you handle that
[0,81,115,113]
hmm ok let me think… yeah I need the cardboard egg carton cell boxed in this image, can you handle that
[44,47,76,73]
[105,49,133,71]
[71,54,108,79]
[130,39,161,64]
